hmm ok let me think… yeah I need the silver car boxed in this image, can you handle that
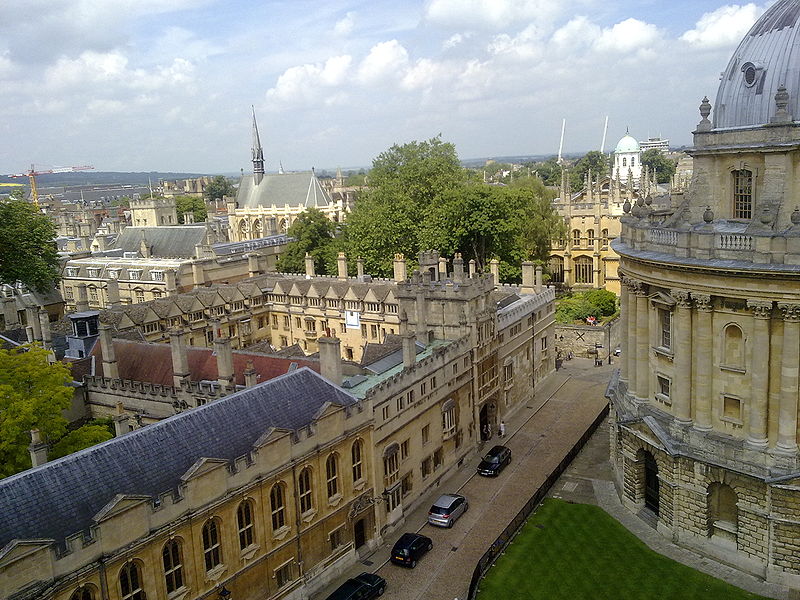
[427,494,468,528]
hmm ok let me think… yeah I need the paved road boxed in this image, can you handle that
[314,357,612,600]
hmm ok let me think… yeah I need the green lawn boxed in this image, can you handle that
[476,499,767,600]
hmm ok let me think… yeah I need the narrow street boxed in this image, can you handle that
[314,358,612,600]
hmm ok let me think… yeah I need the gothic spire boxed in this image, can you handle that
[251,106,265,181]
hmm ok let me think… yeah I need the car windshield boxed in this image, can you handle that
[430,505,449,514]
[484,455,500,463]
[397,548,409,556]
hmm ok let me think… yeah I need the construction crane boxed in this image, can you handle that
[7,164,94,204]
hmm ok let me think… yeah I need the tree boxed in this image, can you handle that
[641,149,677,184]
[49,423,114,460]
[9,187,25,201]
[555,290,618,324]
[203,175,235,202]
[276,209,337,275]
[0,345,74,477]
[525,158,561,186]
[175,195,208,223]
[0,199,60,293]
[569,151,610,190]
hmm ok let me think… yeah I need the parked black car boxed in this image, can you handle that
[390,532,433,568]
[477,445,512,476]
[324,572,386,600]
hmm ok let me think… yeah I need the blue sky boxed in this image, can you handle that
[0,1,771,174]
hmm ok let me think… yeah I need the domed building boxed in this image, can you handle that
[608,0,800,587]
[611,132,642,183]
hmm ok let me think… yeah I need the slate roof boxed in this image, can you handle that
[92,339,319,386]
[0,368,357,548]
[236,172,333,209]
[109,226,209,258]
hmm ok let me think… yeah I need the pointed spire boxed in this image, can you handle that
[251,105,265,182]
[279,161,285,175]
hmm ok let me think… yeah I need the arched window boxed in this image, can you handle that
[326,454,339,498]
[587,229,595,245]
[351,439,363,482]
[299,467,313,513]
[162,539,184,594]
[732,169,753,219]
[119,562,145,600]
[270,483,286,531]
[622,157,627,167]
[722,324,745,369]
[237,500,255,549]
[572,229,581,247]
[70,587,95,600]
[202,519,222,571]
[601,229,609,246]
[574,256,594,284]
[549,256,564,283]
[708,482,738,540]
[631,157,635,167]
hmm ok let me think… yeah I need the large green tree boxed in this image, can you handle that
[203,175,235,202]
[569,151,610,190]
[276,208,338,275]
[641,149,677,184]
[0,345,74,477]
[0,199,60,293]
[175,195,208,223]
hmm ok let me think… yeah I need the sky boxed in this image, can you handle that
[0,1,773,174]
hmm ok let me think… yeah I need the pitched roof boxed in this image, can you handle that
[236,172,333,209]
[109,226,209,258]
[0,368,356,548]
[92,339,319,386]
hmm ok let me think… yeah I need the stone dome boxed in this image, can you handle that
[614,134,640,154]
[713,0,800,129]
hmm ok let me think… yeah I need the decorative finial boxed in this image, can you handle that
[645,195,652,206]
[703,206,714,223]
[759,205,772,225]
[698,96,712,132]
[771,85,792,123]
[623,199,631,214]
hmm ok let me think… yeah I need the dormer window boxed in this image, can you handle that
[733,169,753,219]
[150,270,164,282]
[128,269,142,280]
[87,268,100,278]
[66,267,79,277]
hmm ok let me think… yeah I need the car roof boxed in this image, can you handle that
[395,532,423,545]
[433,494,463,506]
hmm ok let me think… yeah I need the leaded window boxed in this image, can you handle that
[202,519,222,571]
[162,539,183,593]
[733,169,753,219]
[237,500,255,549]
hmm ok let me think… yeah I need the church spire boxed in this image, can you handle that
[251,105,265,183]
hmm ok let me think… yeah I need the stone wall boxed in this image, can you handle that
[555,318,621,360]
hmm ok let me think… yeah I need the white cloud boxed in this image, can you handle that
[594,18,660,53]
[334,12,356,36]
[45,51,129,89]
[551,16,601,51]
[681,4,765,49]
[402,58,453,91]
[357,40,409,85]
[443,33,466,49]
[488,23,545,59]
[266,55,353,105]
[425,0,564,30]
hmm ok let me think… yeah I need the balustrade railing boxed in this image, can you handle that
[716,233,753,251]
[646,229,678,246]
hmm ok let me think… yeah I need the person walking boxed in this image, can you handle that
[499,421,506,437]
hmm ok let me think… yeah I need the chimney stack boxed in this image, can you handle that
[438,256,448,279]
[248,254,261,278]
[393,254,407,282]
[453,254,464,282]
[165,269,178,294]
[170,328,191,388]
[400,311,416,369]
[99,323,119,379]
[38,310,52,350]
[521,262,536,294]
[337,252,348,280]
[215,336,235,392]
[489,259,500,286]
[535,265,543,293]
[305,253,315,278]
[357,257,365,280]
[75,283,90,312]
[468,259,477,278]
[318,336,343,386]
[106,278,121,308]
[25,307,42,341]
[112,402,130,436]
[28,429,48,467]
[244,359,258,387]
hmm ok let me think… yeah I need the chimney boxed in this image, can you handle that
[106,278,121,308]
[170,328,191,388]
[112,402,130,436]
[489,259,500,285]
[248,254,261,278]
[400,311,416,369]
[393,254,407,282]
[438,256,448,279]
[185,211,195,224]
[28,429,48,467]
[2,297,19,328]
[75,283,90,312]
[192,261,205,286]
[318,336,343,386]
[244,359,258,387]
[357,257,365,279]
[415,287,428,342]
[337,252,348,280]
[99,323,119,379]
[535,265,543,293]
[215,336,234,392]
[25,307,42,341]
[453,254,464,282]
[305,253,315,278]
[38,310,52,349]
[521,262,536,294]
[468,259,477,278]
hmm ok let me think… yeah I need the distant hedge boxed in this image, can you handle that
[556,290,618,324]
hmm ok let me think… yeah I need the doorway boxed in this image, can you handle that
[643,451,659,516]
[354,518,366,549]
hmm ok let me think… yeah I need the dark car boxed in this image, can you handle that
[477,445,512,476]
[324,572,386,600]
[427,493,468,528]
[390,532,433,568]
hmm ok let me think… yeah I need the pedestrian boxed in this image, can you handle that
[487,423,492,438]
[499,421,506,437]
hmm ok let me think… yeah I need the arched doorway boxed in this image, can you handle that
[479,402,495,440]
[643,451,659,515]
[354,518,366,549]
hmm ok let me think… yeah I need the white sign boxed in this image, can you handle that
[345,310,361,329]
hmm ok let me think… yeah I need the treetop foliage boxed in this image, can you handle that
[555,289,619,324]
[174,195,208,223]
[276,208,339,275]
[641,149,677,184]
[0,199,60,293]
[203,175,235,202]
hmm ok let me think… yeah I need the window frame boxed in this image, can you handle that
[162,539,184,594]
[237,500,256,550]
[202,518,223,572]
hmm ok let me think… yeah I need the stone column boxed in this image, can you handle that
[693,294,713,430]
[672,290,693,424]
[489,259,500,285]
[619,277,630,383]
[776,303,800,453]
[747,300,772,447]
[170,328,190,389]
[215,336,235,392]
[635,282,650,400]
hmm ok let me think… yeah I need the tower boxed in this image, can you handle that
[252,106,265,185]
[611,130,642,184]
